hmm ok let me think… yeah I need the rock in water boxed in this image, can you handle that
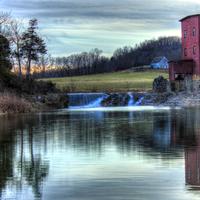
[101,93,129,107]
[153,76,169,93]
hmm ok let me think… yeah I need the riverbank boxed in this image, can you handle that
[0,72,69,114]
[1,91,200,115]
[140,92,200,107]
[0,92,68,114]
[0,93,31,114]
[162,92,200,107]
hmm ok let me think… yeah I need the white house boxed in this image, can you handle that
[150,56,169,69]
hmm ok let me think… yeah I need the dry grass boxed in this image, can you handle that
[42,70,168,92]
[0,93,32,114]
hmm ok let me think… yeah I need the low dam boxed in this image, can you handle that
[68,93,145,109]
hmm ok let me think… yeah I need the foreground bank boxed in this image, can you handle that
[0,73,68,114]
[1,90,200,115]
[0,92,68,114]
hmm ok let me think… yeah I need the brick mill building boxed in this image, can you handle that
[169,14,200,90]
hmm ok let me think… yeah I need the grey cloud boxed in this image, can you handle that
[2,0,199,20]
[1,0,199,56]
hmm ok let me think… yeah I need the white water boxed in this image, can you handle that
[135,97,144,106]
[68,93,147,110]
[68,93,107,109]
[128,93,134,106]
[67,106,173,112]
[69,94,108,109]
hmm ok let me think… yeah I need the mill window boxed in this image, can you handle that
[193,27,196,36]
[193,46,197,55]
[184,48,187,56]
[184,30,187,38]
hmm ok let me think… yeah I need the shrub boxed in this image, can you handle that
[0,93,32,113]
[0,34,12,72]
[3,74,58,94]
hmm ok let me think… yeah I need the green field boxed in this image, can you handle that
[43,70,168,92]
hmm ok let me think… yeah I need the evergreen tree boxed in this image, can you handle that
[21,19,47,79]
[0,34,12,73]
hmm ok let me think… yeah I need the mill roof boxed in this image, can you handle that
[180,14,200,22]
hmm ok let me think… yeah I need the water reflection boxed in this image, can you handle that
[0,116,49,199]
[0,108,200,199]
[185,136,200,189]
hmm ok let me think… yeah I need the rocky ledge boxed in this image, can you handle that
[161,92,200,107]
[100,92,173,107]
[28,93,69,110]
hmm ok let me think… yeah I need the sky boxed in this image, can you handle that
[1,0,200,57]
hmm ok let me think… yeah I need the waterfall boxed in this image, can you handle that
[135,97,144,106]
[68,93,145,109]
[82,95,107,108]
[128,93,144,106]
[68,93,107,108]
[128,93,134,106]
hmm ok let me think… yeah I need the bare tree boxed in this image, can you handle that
[36,54,51,76]
[0,12,10,35]
[0,12,10,26]
[6,19,24,77]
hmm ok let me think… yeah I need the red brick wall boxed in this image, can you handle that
[169,61,194,81]
[182,16,200,75]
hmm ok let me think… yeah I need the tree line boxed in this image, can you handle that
[35,36,181,78]
[0,12,181,79]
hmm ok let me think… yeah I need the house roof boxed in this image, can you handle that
[180,14,200,22]
[151,56,167,63]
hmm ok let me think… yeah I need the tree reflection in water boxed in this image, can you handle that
[0,131,14,197]
[0,108,200,198]
[185,135,200,189]
[0,115,49,199]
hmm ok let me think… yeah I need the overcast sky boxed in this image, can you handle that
[1,0,200,56]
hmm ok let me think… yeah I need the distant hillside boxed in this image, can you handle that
[36,36,181,78]
[111,36,181,71]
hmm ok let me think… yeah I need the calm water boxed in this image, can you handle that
[1,107,200,200]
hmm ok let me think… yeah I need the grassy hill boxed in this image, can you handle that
[43,70,168,92]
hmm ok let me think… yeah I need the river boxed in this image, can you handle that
[0,106,200,199]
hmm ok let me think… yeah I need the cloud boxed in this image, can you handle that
[1,0,200,56]
[2,0,199,20]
